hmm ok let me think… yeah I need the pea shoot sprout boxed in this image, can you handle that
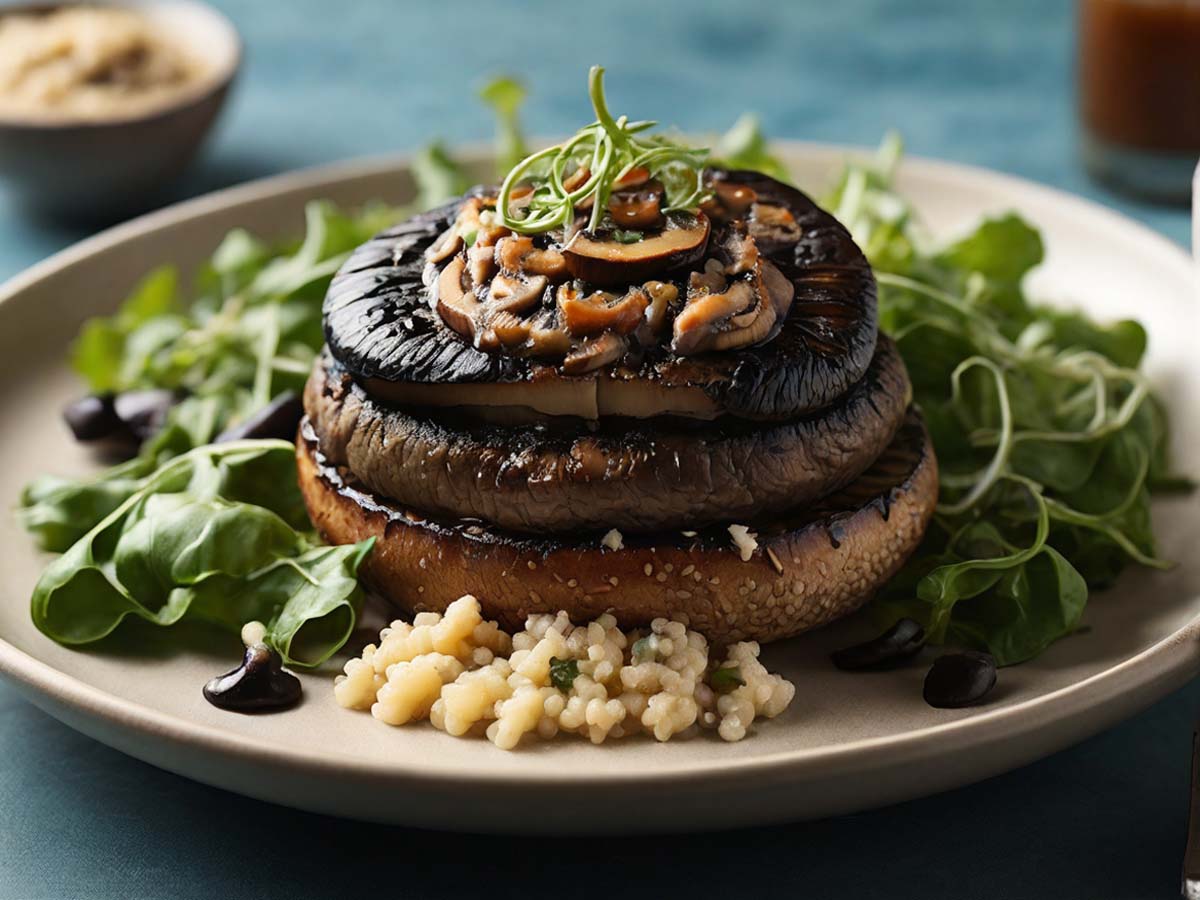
[496,66,711,236]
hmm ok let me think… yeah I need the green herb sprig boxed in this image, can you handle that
[496,66,710,235]
[824,135,1190,665]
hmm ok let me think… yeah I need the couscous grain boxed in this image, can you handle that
[335,595,795,748]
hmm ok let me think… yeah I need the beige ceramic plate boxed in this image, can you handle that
[0,144,1198,833]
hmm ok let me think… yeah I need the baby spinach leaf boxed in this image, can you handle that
[29,441,372,667]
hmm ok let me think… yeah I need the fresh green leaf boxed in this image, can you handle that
[479,75,529,179]
[713,113,792,183]
[549,656,580,693]
[412,141,470,212]
[829,134,1190,665]
[28,440,372,667]
[71,266,180,392]
[934,214,1044,288]
[710,666,745,693]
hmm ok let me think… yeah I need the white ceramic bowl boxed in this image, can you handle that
[0,0,241,219]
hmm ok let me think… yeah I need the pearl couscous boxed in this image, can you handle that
[335,595,795,749]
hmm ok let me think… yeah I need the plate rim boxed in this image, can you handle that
[1,140,1198,792]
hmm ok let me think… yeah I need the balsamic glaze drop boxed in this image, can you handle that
[923,651,998,709]
[203,643,302,713]
[215,391,303,442]
[831,618,926,671]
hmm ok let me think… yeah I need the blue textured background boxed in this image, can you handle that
[0,1,1195,897]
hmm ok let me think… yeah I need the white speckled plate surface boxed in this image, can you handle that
[1,144,1197,833]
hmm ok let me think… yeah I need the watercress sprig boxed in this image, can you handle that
[824,136,1189,664]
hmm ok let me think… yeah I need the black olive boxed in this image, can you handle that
[63,394,125,442]
[831,618,926,671]
[203,643,302,713]
[923,651,997,709]
[215,391,303,442]
[112,389,176,440]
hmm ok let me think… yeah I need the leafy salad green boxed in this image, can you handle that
[18,86,489,665]
[824,134,1187,664]
[30,441,371,667]
[17,76,1188,671]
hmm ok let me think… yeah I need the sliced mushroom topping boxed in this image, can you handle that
[613,166,650,189]
[425,225,462,264]
[435,256,481,342]
[561,167,592,193]
[484,310,532,347]
[495,235,568,280]
[558,284,650,337]
[641,280,678,336]
[467,243,497,286]
[761,257,796,316]
[719,225,759,275]
[489,272,548,316]
[458,196,510,249]
[563,212,710,286]
[690,258,728,294]
[714,180,757,216]
[710,290,776,353]
[749,201,802,244]
[672,281,755,355]
[528,310,572,358]
[562,332,628,375]
[671,256,795,356]
[608,179,665,231]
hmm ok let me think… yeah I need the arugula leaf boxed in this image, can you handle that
[824,135,1191,665]
[29,440,372,667]
[713,113,792,183]
[72,267,181,393]
[479,75,529,179]
[65,200,405,454]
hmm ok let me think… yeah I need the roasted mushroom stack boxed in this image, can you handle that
[298,168,938,643]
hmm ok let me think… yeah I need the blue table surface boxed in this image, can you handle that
[1,1,1196,897]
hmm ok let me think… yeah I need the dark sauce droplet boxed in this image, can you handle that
[215,390,303,442]
[63,394,124,442]
[923,651,997,709]
[203,644,302,713]
[831,618,926,671]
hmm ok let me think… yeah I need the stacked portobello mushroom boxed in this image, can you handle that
[298,167,938,643]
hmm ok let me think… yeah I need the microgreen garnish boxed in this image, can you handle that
[496,66,711,236]
[549,656,581,693]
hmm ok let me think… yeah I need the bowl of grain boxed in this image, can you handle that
[0,0,240,219]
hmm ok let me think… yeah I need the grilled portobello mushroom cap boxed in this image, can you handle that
[304,336,912,534]
[296,410,937,643]
[322,169,877,421]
